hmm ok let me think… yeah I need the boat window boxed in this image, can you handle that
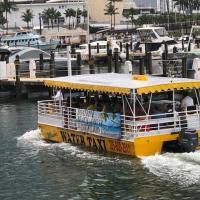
[80,46,86,49]
[138,30,157,42]
[18,50,50,60]
[99,45,106,49]
[166,40,177,45]
[155,28,168,37]
[91,46,97,49]
[10,49,21,56]
[147,43,162,51]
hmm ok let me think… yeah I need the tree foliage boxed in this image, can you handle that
[21,9,34,29]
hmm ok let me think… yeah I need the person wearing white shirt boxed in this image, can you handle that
[53,90,63,102]
[52,90,63,111]
[181,94,194,110]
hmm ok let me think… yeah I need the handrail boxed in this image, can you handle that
[38,100,200,138]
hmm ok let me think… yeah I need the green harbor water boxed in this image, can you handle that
[1,98,200,200]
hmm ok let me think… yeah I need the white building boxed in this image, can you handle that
[5,0,86,29]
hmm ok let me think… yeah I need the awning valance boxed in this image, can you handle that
[137,82,200,95]
[44,80,131,95]
[44,79,200,95]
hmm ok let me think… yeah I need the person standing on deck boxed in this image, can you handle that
[181,92,194,110]
[52,89,63,109]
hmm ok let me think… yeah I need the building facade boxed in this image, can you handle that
[5,0,86,29]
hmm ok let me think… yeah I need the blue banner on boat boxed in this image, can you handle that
[76,109,121,138]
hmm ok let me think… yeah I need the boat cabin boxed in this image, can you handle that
[134,26,179,53]
[38,73,200,157]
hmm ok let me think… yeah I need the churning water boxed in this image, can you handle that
[1,99,200,200]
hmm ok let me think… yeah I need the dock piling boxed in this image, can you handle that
[114,48,119,73]
[14,55,21,99]
[139,57,145,75]
[39,53,44,71]
[182,39,184,50]
[89,57,95,74]
[146,52,152,74]
[88,44,91,60]
[182,57,187,78]
[120,42,122,52]
[107,49,112,73]
[126,43,129,61]
[162,52,167,77]
[77,53,81,75]
[50,52,55,78]
[97,43,99,54]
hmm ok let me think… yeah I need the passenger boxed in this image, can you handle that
[52,89,63,102]
[166,104,173,117]
[102,101,112,113]
[101,95,112,113]
[166,104,176,128]
[52,89,63,112]
[151,105,166,119]
[87,98,97,111]
[181,92,194,110]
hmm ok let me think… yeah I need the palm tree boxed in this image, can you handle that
[21,9,34,29]
[193,0,200,20]
[55,11,61,31]
[128,8,137,30]
[48,8,57,29]
[76,8,82,26]
[64,8,76,29]
[0,12,6,27]
[64,9,70,28]
[82,9,88,23]
[122,10,129,31]
[42,8,51,29]
[0,0,18,33]
[166,0,170,30]
[173,0,188,14]
[71,9,76,29]
[110,0,122,29]
[104,1,118,30]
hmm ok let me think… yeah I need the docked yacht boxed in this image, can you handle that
[0,31,59,51]
[75,40,122,61]
[134,26,183,54]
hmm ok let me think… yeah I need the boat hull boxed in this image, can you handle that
[39,124,187,157]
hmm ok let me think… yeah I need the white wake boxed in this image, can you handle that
[16,129,132,165]
[141,152,200,186]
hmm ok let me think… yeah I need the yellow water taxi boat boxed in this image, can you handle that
[38,73,200,157]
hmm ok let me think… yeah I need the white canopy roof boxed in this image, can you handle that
[44,73,200,95]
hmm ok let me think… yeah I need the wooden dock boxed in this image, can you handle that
[0,77,45,86]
